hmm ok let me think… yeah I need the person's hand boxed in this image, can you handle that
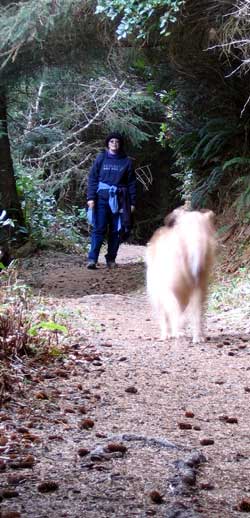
[87,200,95,209]
[131,205,135,213]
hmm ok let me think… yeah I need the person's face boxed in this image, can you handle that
[108,138,120,154]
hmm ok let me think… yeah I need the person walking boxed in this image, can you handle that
[86,132,136,269]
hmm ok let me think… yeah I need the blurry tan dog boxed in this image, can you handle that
[146,208,216,343]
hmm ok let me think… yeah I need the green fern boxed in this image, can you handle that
[191,118,239,163]
[222,157,250,171]
[231,174,250,216]
[191,166,224,208]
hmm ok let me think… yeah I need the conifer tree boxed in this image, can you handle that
[0,0,106,235]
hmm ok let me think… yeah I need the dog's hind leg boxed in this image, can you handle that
[190,286,206,343]
[165,295,183,339]
[158,306,170,340]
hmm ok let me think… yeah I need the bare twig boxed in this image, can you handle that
[26,80,45,131]
[135,164,153,191]
[59,154,92,177]
[25,80,126,163]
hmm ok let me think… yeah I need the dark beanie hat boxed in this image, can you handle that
[105,132,124,149]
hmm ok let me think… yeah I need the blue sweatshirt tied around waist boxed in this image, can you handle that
[87,151,136,205]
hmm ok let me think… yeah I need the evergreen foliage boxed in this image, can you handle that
[0,0,106,78]
[7,61,165,246]
[96,0,250,215]
[96,0,184,40]
[0,0,110,249]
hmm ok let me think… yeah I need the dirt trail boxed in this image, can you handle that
[1,244,250,518]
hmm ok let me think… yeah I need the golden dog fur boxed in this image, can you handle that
[146,208,216,343]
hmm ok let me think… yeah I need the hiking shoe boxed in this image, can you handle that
[106,261,118,269]
[87,261,97,270]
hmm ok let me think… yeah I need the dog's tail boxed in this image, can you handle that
[190,249,202,280]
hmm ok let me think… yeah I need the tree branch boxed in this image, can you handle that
[25,80,125,163]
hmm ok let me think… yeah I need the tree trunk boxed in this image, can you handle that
[0,87,25,228]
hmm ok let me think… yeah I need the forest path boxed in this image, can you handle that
[1,244,250,518]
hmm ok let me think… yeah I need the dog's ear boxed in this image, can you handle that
[199,209,215,223]
[164,211,177,227]
[164,207,186,227]
[201,210,215,230]
[203,210,215,222]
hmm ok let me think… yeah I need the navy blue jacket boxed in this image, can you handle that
[87,151,136,205]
